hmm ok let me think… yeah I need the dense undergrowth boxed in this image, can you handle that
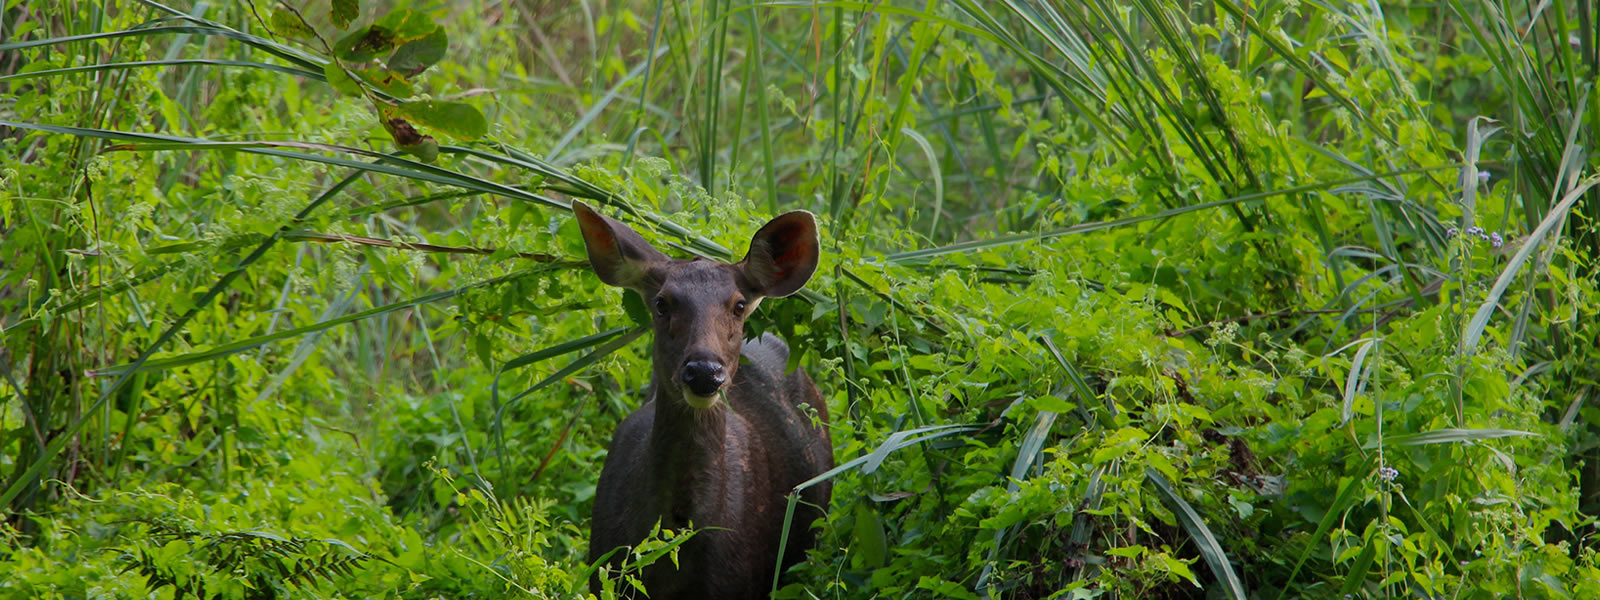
[3,0,1599,598]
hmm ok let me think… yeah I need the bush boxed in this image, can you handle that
[2,0,1597,598]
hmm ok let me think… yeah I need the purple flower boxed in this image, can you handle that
[1378,466,1398,481]
[1477,170,1491,183]
[1446,227,1459,239]
[1490,232,1503,248]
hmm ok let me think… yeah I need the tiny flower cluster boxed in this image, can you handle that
[1378,466,1399,481]
[1445,226,1504,248]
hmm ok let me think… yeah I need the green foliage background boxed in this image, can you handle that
[2,0,1599,598]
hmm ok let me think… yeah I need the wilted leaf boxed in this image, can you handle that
[333,26,396,62]
[356,68,414,97]
[381,117,439,162]
[268,10,313,38]
[381,116,425,146]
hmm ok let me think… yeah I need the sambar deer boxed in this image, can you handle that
[574,201,833,599]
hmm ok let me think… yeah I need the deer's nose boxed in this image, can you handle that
[681,361,726,397]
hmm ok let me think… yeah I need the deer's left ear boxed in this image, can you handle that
[739,210,820,298]
[572,200,669,292]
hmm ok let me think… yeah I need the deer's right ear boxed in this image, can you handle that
[573,201,668,290]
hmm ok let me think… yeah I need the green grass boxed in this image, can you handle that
[2,0,1598,598]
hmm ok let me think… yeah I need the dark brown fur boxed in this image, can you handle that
[575,202,833,599]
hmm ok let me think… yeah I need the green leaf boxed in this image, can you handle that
[1106,545,1145,558]
[1010,411,1057,487]
[1157,552,1199,586]
[473,332,493,368]
[899,126,943,237]
[1027,394,1073,414]
[493,327,649,421]
[852,504,888,569]
[322,63,362,96]
[375,9,442,42]
[387,27,447,75]
[329,0,359,30]
[621,290,651,327]
[888,165,1462,264]
[1038,334,1114,428]
[399,137,439,163]
[158,539,189,562]
[393,100,488,141]
[792,424,983,488]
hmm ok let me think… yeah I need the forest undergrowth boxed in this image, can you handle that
[2,0,1599,598]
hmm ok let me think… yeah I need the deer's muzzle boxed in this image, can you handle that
[681,360,726,398]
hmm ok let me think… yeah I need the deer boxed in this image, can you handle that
[573,201,834,599]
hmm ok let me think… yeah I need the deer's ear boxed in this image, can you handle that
[740,210,820,298]
[573,201,668,291]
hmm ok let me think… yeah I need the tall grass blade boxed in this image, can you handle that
[1273,460,1372,600]
[1146,468,1246,599]
[1461,176,1600,353]
[491,327,650,473]
[889,165,1461,263]
[88,268,557,377]
[0,59,322,83]
[548,45,672,163]
[899,126,944,237]
[1363,428,1538,449]
[1340,337,1379,427]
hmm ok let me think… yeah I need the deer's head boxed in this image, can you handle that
[573,201,820,409]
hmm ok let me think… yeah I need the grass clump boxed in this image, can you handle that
[2,0,1598,598]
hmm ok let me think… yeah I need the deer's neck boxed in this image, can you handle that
[649,386,734,523]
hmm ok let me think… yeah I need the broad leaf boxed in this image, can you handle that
[387,27,447,75]
[393,100,488,140]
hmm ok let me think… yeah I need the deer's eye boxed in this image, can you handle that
[734,299,748,315]
[654,296,670,317]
